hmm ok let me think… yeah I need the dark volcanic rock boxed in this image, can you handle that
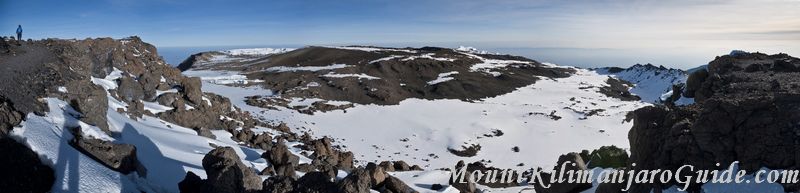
[366,163,387,187]
[262,176,295,193]
[682,68,707,98]
[158,94,248,131]
[627,52,800,193]
[177,52,216,71]
[116,76,145,102]
[379,161,395,172]
[447,144,481,157]
[295,171,339,193]
[0,98,23,136]
[598,78,640,101]
[65,80,110,133]
[195,127,216,139]
[263,139,299,178]
[69,128,145,175]
[181,77,204,105]
[338,168,372,193]
[393,160,411,171]
[139,71,161,101]
[202,146,263,193]
[382,176,419,193]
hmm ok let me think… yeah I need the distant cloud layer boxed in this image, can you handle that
[2,0,798,68]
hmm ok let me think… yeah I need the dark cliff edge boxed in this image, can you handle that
[627,52,800,192]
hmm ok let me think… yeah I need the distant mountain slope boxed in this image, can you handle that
[180,46,607,108]
[595,64,691,104]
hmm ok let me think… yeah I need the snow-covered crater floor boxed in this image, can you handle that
[187,68,651,170]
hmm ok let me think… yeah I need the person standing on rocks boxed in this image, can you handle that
[16,25,22,42]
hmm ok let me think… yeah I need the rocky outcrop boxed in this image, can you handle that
[0,98,23,136]
[382,176,419,193]
[595,63,687,103]
[180,77,204,105]
[176,52,216,71]
[261,176,295,193]
[64,80,110,133]
[302,136,355,172]
[159,92,260,133]
[447,144,481,157]
[598,78,640,101]
[69,128,146,175]
[682,68,707,98]
[627,52,800,192]
[262,139,299,178]
[338,168,372,193]
[198,147,263,193]
[117,76,145,103]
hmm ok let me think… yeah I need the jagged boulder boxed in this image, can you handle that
[181,77,203,105]
[382,176,419,193]
[202,146,263,193]
[366,163,387,187]
[379,161,395,172]
[138,71,160,101]
[156,92,185,110]
[65,80,110,133]
[682,68,707,98]
[338,168,372,193]
[116,76,144,102]
[263,139,299,178]
[0,98,22,136]
[393,160,411,171]
[69,128,145,175]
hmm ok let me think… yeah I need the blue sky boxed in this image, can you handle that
[2,0,799,68]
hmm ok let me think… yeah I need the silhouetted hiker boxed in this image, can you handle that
[16,25,22,41]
